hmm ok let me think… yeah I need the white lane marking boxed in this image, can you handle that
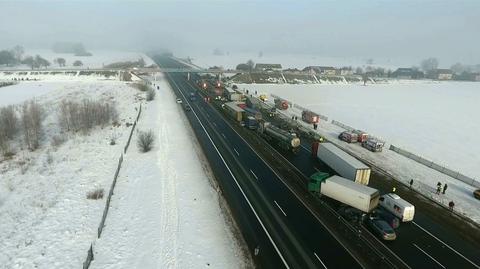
[413,243,446,269]
[213,122,217,127]
[274,200,287,217]
[166,73,290,268]
[250,169,259,180]
[197,90,366,266]
[313,252,328,269]
[233,148,240,156]
[413,221,480,269]
[221,133,226,139]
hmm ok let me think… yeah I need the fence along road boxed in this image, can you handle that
[83,104,142,269]
[389,144,480,188]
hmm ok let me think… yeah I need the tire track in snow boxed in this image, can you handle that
[158,111,179,269]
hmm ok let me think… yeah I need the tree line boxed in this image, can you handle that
[0,98,118,158]
[0,45,83,69]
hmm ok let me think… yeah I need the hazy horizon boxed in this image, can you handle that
[1,0,479,67]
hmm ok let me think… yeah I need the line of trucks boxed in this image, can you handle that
[199,82,412,239]
[309,142,415,240]
[221,95,414,240]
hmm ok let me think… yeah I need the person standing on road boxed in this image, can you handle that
[443,183,448,194]
[449,201,455,211]
[409,179,414,188]
[436,185,441,195]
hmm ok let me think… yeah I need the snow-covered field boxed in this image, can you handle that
[0,71,246,267]
[239,81,480,180]
[238,82,480,223]
[0,49,155,70]
[0,80,141,268]
[91,74,247,269]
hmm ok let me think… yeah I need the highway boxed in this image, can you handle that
[245,100,480,269]
[153,56,364,268]
[290,139,480,269]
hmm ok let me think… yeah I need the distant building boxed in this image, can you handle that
[284,68,301,73]
[255,63,282,71]
[303,66,337,76]
[431,69,453,80]
[391,68,424,79]
[336,67,354,76]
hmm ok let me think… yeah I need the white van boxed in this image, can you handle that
[379,193,415,222]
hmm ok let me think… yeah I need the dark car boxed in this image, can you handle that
[372,208,400,229]
[474,189,480,200]
[365,216,397,241]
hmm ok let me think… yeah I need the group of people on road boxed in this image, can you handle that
[436,182,448,195]
[398,179,455,211]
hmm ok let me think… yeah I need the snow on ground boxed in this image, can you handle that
[90,73,248,269]
[183,52,419,70]
[0,49,155,70]
[0,82,60,106]
[239,82,480,180]
[0,81,141,268]
[238,82,480,223]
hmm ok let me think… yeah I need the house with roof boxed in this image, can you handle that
[255,63,282,72]
[336,67,354,76]
[303,66,337,76]
[431,69,453,80]
[391,68,424,79]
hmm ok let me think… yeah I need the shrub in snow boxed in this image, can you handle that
[133,83,149,92]
[86,188,104,200]
[51,134,67,147]
[0,105,18,140]
[137,130,155,152]
[146,88,156,101]
[21,100,43,151]
[58,99,118,134]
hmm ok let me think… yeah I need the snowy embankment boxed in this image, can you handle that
[90,73,248,269]
[238,82,480,224]
[0,81,141,268]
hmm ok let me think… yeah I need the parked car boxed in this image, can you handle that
[338,131,358,143]
[474,189,480,200]
[176,98,182,104]
[365,216,397,241]
[362,138,385,152]
[372,207,400,229]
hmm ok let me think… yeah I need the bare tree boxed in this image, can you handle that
[421,57,439,72]
[0,105,18,139]
[21,100,43,150]
[12,45,24,62]
[137,130,155,152]
[146,88,156,101]
[54,57,66,67]
[58,99,118,134]
[73,60,83,67]
[247,59,255,71]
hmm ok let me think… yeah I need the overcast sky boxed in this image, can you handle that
[0,0,479,66]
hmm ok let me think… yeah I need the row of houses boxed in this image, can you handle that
[391,68,480,81]
[253,63,480,81]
